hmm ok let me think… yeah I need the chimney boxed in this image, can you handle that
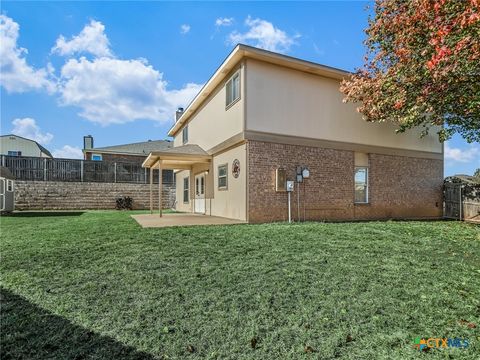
[83,135,94,150]
[175,107,184,122]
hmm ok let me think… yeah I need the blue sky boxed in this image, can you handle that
[1,1,478,176]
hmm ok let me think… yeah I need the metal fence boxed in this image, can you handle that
[1,155,173,184]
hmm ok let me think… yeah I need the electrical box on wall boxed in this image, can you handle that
[276,168,286,192]
[286,181,294,192]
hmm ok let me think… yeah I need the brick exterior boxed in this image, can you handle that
[85,151,145,163]
[14,181,175,210]
[247,140,443,223]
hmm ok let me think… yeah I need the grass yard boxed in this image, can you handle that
[1,211,479,359]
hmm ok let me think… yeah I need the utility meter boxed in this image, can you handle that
[302,168,310,178]
[286,181,294,192]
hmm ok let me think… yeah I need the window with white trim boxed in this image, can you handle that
[354,167,368,203]
[225,72,240,107]
[218,164,228,190]
[182,125,188,144]
[183,177,189,203]
[6,180,14,192]
[91,154,102,161]
[7,151,21,156]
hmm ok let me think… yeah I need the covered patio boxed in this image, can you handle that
[132,213,245,228]
[142,144,212,217]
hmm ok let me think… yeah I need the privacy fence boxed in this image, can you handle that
[1,155,173,184]
[444,177,480,222]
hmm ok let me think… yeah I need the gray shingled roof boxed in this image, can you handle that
[90,140,172,155]
[157,144,209,156]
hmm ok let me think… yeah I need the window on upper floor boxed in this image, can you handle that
[182,125,189,144]
[226,71,240,108]
[91,154,102,161]
[354,167,368,203]
[7,151,22,156]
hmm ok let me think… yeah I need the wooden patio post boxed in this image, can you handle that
[149,166,153,214]
[158,161,162,217]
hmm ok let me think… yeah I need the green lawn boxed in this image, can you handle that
[1,211,479,359]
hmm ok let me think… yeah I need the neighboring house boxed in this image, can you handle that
[83,136,175,183]
[0,134,52,158]
[143,44,443,223]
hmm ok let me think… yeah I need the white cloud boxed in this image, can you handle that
[228,16,299,53]
[180,24,191,34]
[215,17,234,27]
[11,118,53,145]
[52,20,112,58]
[445,142,480,163]
[58,56,202,125]
[0,15,55,93]
[52,145,83,159]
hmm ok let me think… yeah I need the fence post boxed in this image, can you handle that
[144,168,147,184]
[81,160,84,182]
[43,158,47,181]
[459,185,462,221]
[114,162,117,183]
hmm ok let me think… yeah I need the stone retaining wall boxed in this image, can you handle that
[14,181,176,210]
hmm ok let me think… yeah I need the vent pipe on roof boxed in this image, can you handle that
[83,135,94,150]
[175,107,184,122]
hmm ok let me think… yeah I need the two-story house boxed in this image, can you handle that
[143,44,443,223]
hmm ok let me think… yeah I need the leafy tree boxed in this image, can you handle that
[341,0,480,143]
[474,168,480,178]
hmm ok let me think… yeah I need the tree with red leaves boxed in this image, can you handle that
[341,0,480,143]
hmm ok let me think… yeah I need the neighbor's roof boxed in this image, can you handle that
[445,175,480,185]
[0,134,53,158]
[168,44,351,137]
[85,139,172,156]
[0,166,15,180]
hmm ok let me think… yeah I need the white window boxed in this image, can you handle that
[7,151,21,156]
[218,164,228,190]
[182,125,188,144]
[226,72,240,107]
[354,167,368,203]
[183,177,189,203]
[91,154,102,161]
[6,180,13,192]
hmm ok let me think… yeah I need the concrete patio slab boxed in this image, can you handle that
[132,213,246,228]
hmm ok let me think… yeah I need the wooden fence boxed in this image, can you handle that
[1,155,173,184]
[444,182,480,222]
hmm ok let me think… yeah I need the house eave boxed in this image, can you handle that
[168,44,351,137]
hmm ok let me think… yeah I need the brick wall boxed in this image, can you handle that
[14,181,176,210]
[85,152,146,163]
[247,140,443,223]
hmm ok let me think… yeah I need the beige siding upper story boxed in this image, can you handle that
[245,59,442,154]
[173,65,245,151]
[0,136,50,157]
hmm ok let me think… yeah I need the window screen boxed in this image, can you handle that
[354,167,368,203]
[218,164,228,189]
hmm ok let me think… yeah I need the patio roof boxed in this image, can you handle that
[142,144,212,169]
